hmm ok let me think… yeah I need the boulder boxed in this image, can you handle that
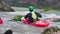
[0,1,15,12]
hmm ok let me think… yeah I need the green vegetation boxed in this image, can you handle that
[11,1,60,11]
[14,15,22,21]
[0,0,60,11]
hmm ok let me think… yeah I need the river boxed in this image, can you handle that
[0,7,60,34]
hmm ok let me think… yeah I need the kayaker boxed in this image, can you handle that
[4,29,13,34]
[25,6,42,23]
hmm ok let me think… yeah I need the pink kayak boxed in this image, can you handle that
[0,18,3,24]
[21,17,49,27]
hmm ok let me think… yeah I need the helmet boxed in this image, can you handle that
[29,6,34,12]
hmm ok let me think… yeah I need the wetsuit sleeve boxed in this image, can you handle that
[35,12,42,18]
[25,13,30,19]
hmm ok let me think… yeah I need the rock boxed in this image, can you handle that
[42,26,60,34]
[52,16,60,22]
[0,1,15,12]
[4,29,13,34]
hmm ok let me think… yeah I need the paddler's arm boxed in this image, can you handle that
[35,12,42,18]
[25,13,30,19]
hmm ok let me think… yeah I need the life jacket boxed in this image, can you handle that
[31,12,37,21]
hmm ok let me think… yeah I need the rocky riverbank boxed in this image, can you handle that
[0,0,15,12]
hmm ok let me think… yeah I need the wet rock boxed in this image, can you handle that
[0,1,15,12]
[42,26,60,34]
[4,29,13,34]
[52,17,60,22]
